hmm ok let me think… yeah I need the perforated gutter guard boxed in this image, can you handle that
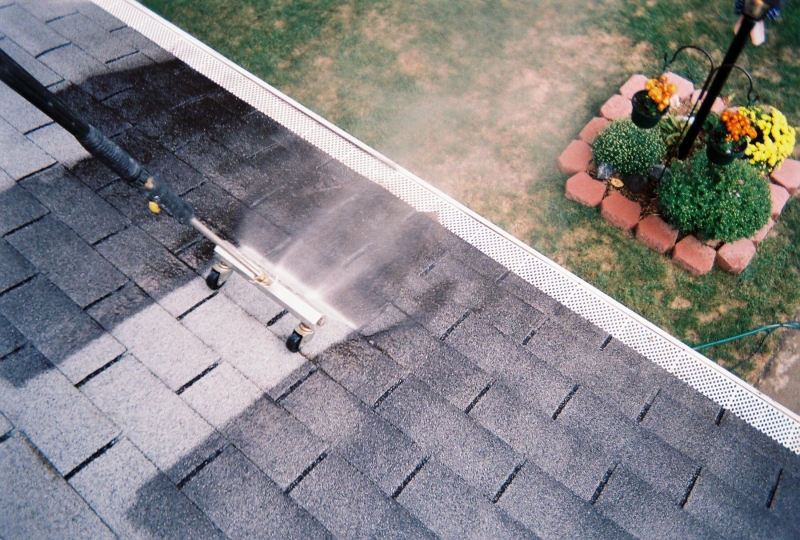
[94,0,800,454]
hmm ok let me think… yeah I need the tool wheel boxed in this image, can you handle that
[286,331,303,353]
[205,269,225,290]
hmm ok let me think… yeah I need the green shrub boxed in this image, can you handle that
[657,153,771,242]
[592,118,667,176]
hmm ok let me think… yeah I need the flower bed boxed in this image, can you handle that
[559,73,799,276]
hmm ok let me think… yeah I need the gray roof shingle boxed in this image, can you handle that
[181,444,332,540]
[0,238,35,294]
[0,345,120,475]
[0,276,125,382]
[1,1,798,538]
[0,4,69,56]
[19,164,129,243]
[79,353,225,483]
[0,431,116,539]
[69,437,227,540]
[0,116,56,179]
[6,214,128,307]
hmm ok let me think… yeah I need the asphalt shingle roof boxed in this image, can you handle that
[1,1,799,538]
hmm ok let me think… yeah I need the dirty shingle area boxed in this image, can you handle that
[1,1,799,539]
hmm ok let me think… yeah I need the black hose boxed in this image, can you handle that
[0,47,194,224]
[0,48,90,138]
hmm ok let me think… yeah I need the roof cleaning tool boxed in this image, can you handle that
[0,48,324,352]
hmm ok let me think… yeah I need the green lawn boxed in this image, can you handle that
[143,0,800,382]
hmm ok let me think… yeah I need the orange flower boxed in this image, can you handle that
[721,110,756,143]
[646,76,678,112]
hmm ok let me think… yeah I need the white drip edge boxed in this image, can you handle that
[94,0,800,454]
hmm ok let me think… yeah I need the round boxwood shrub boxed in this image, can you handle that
[657,153,771,242]
[592,118,667,176]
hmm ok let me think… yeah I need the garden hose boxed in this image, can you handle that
[693,322,800,351]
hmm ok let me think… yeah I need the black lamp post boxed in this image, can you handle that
[677,0,787,159]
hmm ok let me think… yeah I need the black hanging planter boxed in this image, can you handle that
[631,90,666,129]
[706,125,746,166]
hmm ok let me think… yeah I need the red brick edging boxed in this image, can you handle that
[558,74,799,276]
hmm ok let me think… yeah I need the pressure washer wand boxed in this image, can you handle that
[0,47,323,351]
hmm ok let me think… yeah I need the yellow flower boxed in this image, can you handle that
[739,105,797,173]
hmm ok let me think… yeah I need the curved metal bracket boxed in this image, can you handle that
[700,63,758,106]
[662,45,715,76]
